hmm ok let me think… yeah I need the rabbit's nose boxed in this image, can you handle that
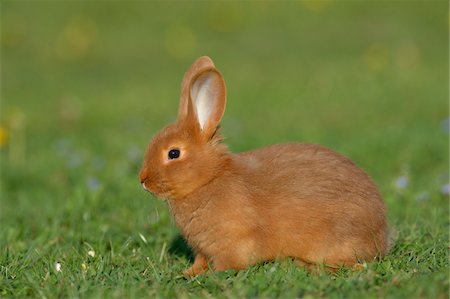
[139,168,147,182]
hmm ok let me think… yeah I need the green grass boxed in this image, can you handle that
[1,1,449,298]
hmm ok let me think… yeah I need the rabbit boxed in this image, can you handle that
[139,56,389,277]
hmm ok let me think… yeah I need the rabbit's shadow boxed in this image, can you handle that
[168,234,194,262]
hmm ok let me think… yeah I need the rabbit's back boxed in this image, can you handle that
[237,143,379,200]
[231,143,388,264]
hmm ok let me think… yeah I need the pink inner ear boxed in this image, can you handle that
[178,57,215,119]
[190,72,218,130]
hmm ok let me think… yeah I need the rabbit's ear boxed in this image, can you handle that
[178,56,215,119]
[188,69,226,139]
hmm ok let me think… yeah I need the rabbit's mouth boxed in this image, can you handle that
[141,181,156,196]
[142,181,172,200]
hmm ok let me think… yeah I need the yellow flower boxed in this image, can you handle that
[0,126,8,148]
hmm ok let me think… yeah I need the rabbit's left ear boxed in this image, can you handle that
[188,68,226,139]
[178,56,215,119]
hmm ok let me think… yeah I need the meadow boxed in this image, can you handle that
[1,1,449,298]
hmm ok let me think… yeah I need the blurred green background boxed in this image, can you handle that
[1,1,448,298]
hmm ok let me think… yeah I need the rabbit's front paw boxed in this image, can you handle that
[183,253,209,277]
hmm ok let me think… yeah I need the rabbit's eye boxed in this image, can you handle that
[168,149,180,160]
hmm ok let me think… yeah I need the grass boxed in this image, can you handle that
[1,1,449,298]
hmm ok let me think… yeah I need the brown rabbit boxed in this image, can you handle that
[139,56,389,277]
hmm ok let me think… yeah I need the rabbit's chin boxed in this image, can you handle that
[142,184,171,201]
[146,188,172,201]
[155,193,171,201]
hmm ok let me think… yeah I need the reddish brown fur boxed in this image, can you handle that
[139,57,389,277]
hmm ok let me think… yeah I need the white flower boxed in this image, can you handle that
[55,262,62,272]
[87,250,95,258]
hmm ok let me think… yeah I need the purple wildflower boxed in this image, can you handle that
[86,177,100,191]
[441,183,450,196]
[395,176,409,189]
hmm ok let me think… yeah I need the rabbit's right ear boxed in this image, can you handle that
[178,56,215,118]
